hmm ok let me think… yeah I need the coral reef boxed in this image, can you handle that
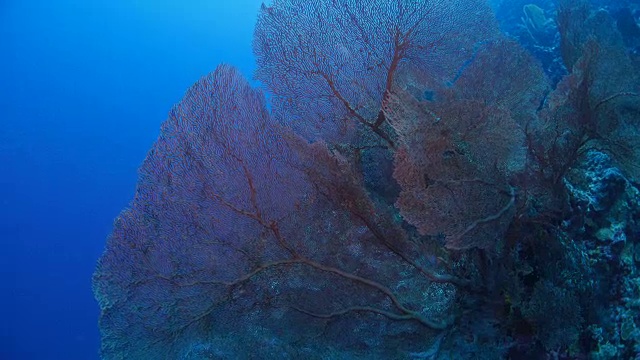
[93,0,640,358]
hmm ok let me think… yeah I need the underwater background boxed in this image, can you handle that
[3,0,640,359]
[1,1,263,359]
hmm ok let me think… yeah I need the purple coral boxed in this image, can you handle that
[253,0,498,144]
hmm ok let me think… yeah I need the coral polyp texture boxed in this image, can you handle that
[94,0,640,358]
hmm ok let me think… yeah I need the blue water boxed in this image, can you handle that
[0,1,263,358]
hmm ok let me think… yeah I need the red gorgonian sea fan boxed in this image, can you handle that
[93,65,311,358]
[253,0,498,145]
[94,64,462,359]
[385,38,548,250]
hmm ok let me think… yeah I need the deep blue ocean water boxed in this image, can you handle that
[0,1,263,358]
